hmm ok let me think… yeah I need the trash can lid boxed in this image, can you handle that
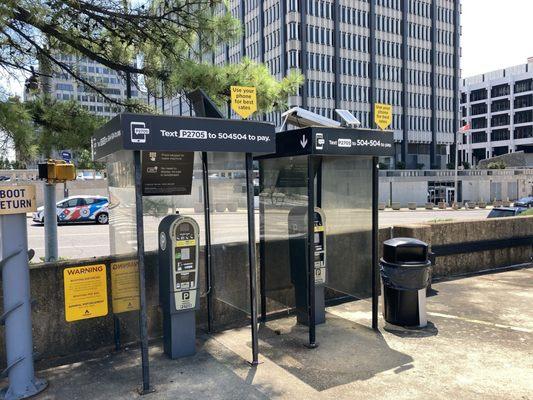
[383,237,428,264]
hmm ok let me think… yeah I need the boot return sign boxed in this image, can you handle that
[0,185,36,215]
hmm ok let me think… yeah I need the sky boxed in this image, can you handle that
[461,0,533,77]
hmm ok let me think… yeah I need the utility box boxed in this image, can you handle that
[158,214,200,358]
[289,207,326,325]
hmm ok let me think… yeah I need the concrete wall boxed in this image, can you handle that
[1,217,531,367]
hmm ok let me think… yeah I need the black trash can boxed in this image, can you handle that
[380,238,431,328]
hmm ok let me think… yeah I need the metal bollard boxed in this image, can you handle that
[43,183,58,262]
[0,213,47,399]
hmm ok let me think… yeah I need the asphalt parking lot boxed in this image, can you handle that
[27,208,491,261]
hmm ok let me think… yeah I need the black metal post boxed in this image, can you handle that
[245,153,260,365]
[201,152,214,333]
[113,315,121,351]
[306,156,317,348]
[372,156,379,330]
[133,150,153,394]
[259,164,267,322]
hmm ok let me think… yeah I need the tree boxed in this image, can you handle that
[1,0,302,111]
[0,95,104,165]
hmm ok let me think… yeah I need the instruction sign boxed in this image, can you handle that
[0,185,36,215]
[230,86,257,119]
[63,264,108,322]
[111,260,140,313]
[374,103,393,130]
[141,151,194,196]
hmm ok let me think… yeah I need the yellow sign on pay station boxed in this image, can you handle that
[230,86,257,119]
[63,264,108,322]
[374,103,393,130]
[111,260,140,313]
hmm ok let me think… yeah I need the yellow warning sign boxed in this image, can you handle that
[0,185,36,215]
[314,225,325,233]
[230,86,257,119]
[374,103,393,130]
[111,260,140,314]
[63,264,108,322]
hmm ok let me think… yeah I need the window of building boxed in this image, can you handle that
[514,94,533,109]
[471,103,487,116]
[491,129,510,142]
[470,88,487,102]
[514,79,533,94]
[514,110,533,124]
[471,132,487,143]
[491,99,510,112]
[491,114,510,127]
[471,117,487,129]
[514,125,533,139]
[491,84,510,98]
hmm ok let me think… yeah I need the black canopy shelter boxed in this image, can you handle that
[257,126,394,347]
[93,112,275,393]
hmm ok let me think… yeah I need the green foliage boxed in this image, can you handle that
[487,161,506,169]
[415,163,425,170]
[148,58,303,113]
[446,162,455,170]
[76,149,105,171]
[461,161,471,170]
[0,96,104,164]
[378,162,389,170]
[395,161,406,170]
[520,208,533,216]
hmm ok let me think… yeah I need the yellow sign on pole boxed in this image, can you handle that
[63,264,108,322]
[0,185,36,215]
[374,103,393,130]
[230,86,257,119]
[111,260,140,313]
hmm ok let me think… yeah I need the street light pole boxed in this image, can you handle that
[454,131,459,205]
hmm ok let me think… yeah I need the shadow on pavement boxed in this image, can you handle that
[256,314,414,392]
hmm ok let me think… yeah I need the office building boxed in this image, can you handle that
[162,0,461,169]
[459,59,533,165]
[41,54,141,118]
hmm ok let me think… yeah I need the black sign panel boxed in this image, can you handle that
[141,151,194,196]
[271,127,395,158]
[92,113,276,160]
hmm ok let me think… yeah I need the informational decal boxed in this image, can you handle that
[92,113,276,160]
[63,264,108,322]
[141,151,194,196]
[230,86,257,119]
[111,260,140,314]
[374,103,393,130]
[174,289,197,311]
[0,185,36,215]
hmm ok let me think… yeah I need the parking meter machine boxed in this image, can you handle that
[288,207,327,325]
[158,214,200,359]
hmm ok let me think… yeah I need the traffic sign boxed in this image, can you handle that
[230,86,257,119]
[63,264,108,322]
[60,150,72,162]
[374,103,393,130]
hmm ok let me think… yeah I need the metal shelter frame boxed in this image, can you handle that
[256,126,394,347]
[93,110,275,392]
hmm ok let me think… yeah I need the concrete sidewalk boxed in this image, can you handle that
[10,268,533,400]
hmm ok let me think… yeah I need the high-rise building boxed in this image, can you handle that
[459,59,533,166]
[41,54,141,118]
[163,0,461,169]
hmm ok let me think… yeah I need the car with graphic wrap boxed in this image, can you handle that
[32,196,109,225]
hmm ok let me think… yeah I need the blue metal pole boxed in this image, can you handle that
[0,213,47,399]
[43,183,58,262]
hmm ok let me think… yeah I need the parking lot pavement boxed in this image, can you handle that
[26,268,532,399]
[27,208,492,261]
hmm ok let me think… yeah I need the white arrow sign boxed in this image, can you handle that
[300,135,308,148]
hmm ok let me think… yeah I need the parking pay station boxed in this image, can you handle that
[258,123,394,347]
[158,215,200,358]
[92,111,275,392]
[289,207,326,325]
